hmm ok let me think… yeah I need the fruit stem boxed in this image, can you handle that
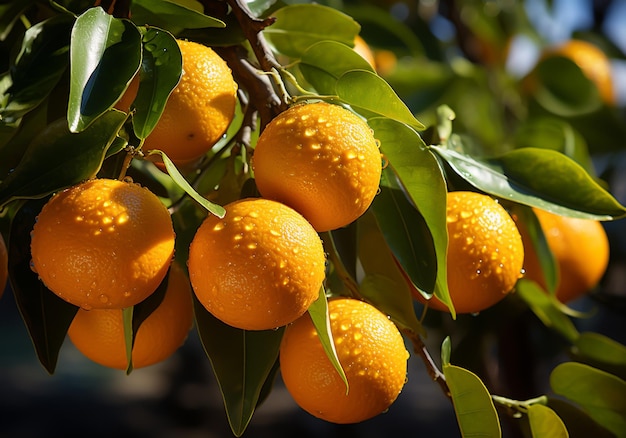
[405,330,452,400]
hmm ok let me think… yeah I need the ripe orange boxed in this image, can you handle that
[415,191,524,314]
[68,262,193,370]
[252,102,382,232]
[188,198,326,331]
[0,233,7,300]
[279,297,409,424]
[353,35,376,69]
[30,178,175,310]
[142,39,238,164]
[113,74,139,113]
[542,39,615,105]
[519,208,609,303]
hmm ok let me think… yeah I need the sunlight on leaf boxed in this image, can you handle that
[149,150,225,217]
[432,146,626,220]
[308,288,348,392]
[68,7,142,132]
[444,363,502,437]
[550,362,626,437]
[337,70,424,129]
[263,4,360,58]
[527,404,568,438]
[133,27,182,139]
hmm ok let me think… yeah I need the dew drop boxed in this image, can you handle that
[99,294,109,304]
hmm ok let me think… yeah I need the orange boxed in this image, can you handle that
[0,233,7,300]
[353,35,376,69]
[113,74,139,113]
[252,102,382,232]
[519,208,609,303]
[188,198,326,331]
[68,262,193,370]
[543,40,615,105]
[142,39,238,164]
[279,297,409,424]
[415,191,524,314]
[30,178,175,310]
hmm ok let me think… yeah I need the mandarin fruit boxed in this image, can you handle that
[30,178,175,310]
[188,198,326,331]
[143,39,238,164]
[252,102,382,232]
[520,208,609,303]
[280,297,409,423]
[68,262,193,370]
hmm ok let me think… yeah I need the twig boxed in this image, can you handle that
[404,330,452,400]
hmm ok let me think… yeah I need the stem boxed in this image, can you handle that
[404,330,452,400]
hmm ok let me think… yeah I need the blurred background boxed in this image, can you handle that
[1,0,625,437]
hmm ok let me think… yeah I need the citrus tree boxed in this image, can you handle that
[1,0,625,436]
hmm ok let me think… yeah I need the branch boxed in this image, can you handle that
[404,330,452,400]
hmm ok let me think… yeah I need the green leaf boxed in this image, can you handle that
[307,288,348,392]
[122,307,134,374]
[514,117,594,175]
[120,273,168,374]
[68,7,142,132]
[0,110,127,208]
[149,150,225,218]
[550,362,626,437]
[547,398,616,438]
[441,336,451,366]
[0,14,73,123]
[336,70,424,130]
[370,168,439,300]
[533,56,603,117]
[263,4,360,58]
[512,204,558,294]
[431,146,626,220]
[8,198,79,374]
[299,40,374,95]
[572,332,626,380]
[130,0,224,33]
[133,27,182,139]
[356,211,423,335]
[0,0,38,40]
[443,363,502,438]
[527,404,569,438]
[193,296,284,437]
[369,117,450,311]
[516,279,580,342]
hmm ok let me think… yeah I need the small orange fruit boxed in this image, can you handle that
[415,191,524,314]
[113,74,140,113]
[142,39,238,164]
[68,262,193,370]
[353,35,376,69]
[519,208,609,303]
[280,297,409,424]
[30,178,175,310]
[0,233,7,300]
[540,39,615,105]
[188,198,326,331]
[253,102,382,232]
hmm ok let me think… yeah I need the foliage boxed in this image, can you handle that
[1,0,625,437]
